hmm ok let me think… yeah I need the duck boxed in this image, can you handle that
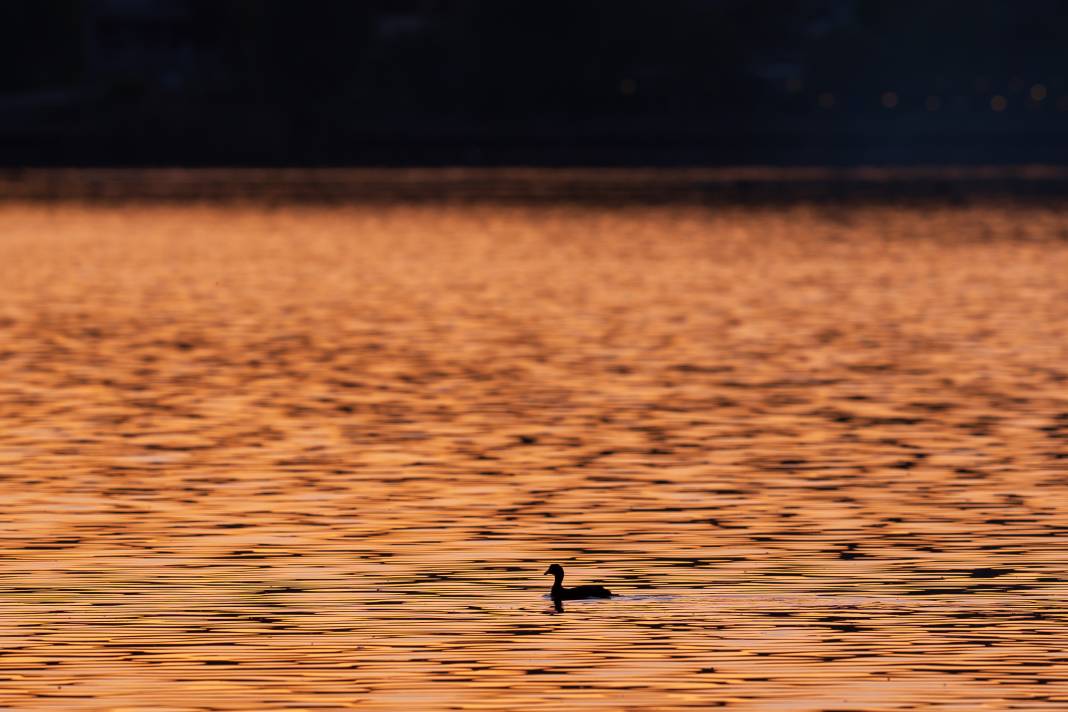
[544,563,612,600]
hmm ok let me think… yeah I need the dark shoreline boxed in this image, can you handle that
[5,166,1068,205]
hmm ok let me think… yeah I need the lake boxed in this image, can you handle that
[0,196,1065,709]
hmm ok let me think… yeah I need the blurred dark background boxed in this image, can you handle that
[4,0,1068,166]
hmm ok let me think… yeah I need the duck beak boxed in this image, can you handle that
[543,567,552,575]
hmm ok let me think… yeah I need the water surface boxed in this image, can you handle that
[0,201,1066,709]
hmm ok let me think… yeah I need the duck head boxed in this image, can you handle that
[544,563,564,577]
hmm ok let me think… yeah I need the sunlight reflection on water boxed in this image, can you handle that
[0,199,1066,709]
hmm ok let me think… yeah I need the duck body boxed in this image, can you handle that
[553,583,613,600]
[545,563,612,600]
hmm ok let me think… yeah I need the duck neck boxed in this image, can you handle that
[551,571,564,590]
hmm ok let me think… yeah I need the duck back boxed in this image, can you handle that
[558,584,612,600]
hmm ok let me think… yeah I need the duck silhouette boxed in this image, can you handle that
[544,563,612,600]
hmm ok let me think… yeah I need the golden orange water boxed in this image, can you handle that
[0,200,1067,710]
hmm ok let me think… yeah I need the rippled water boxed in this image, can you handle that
[1,200,1067,710]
